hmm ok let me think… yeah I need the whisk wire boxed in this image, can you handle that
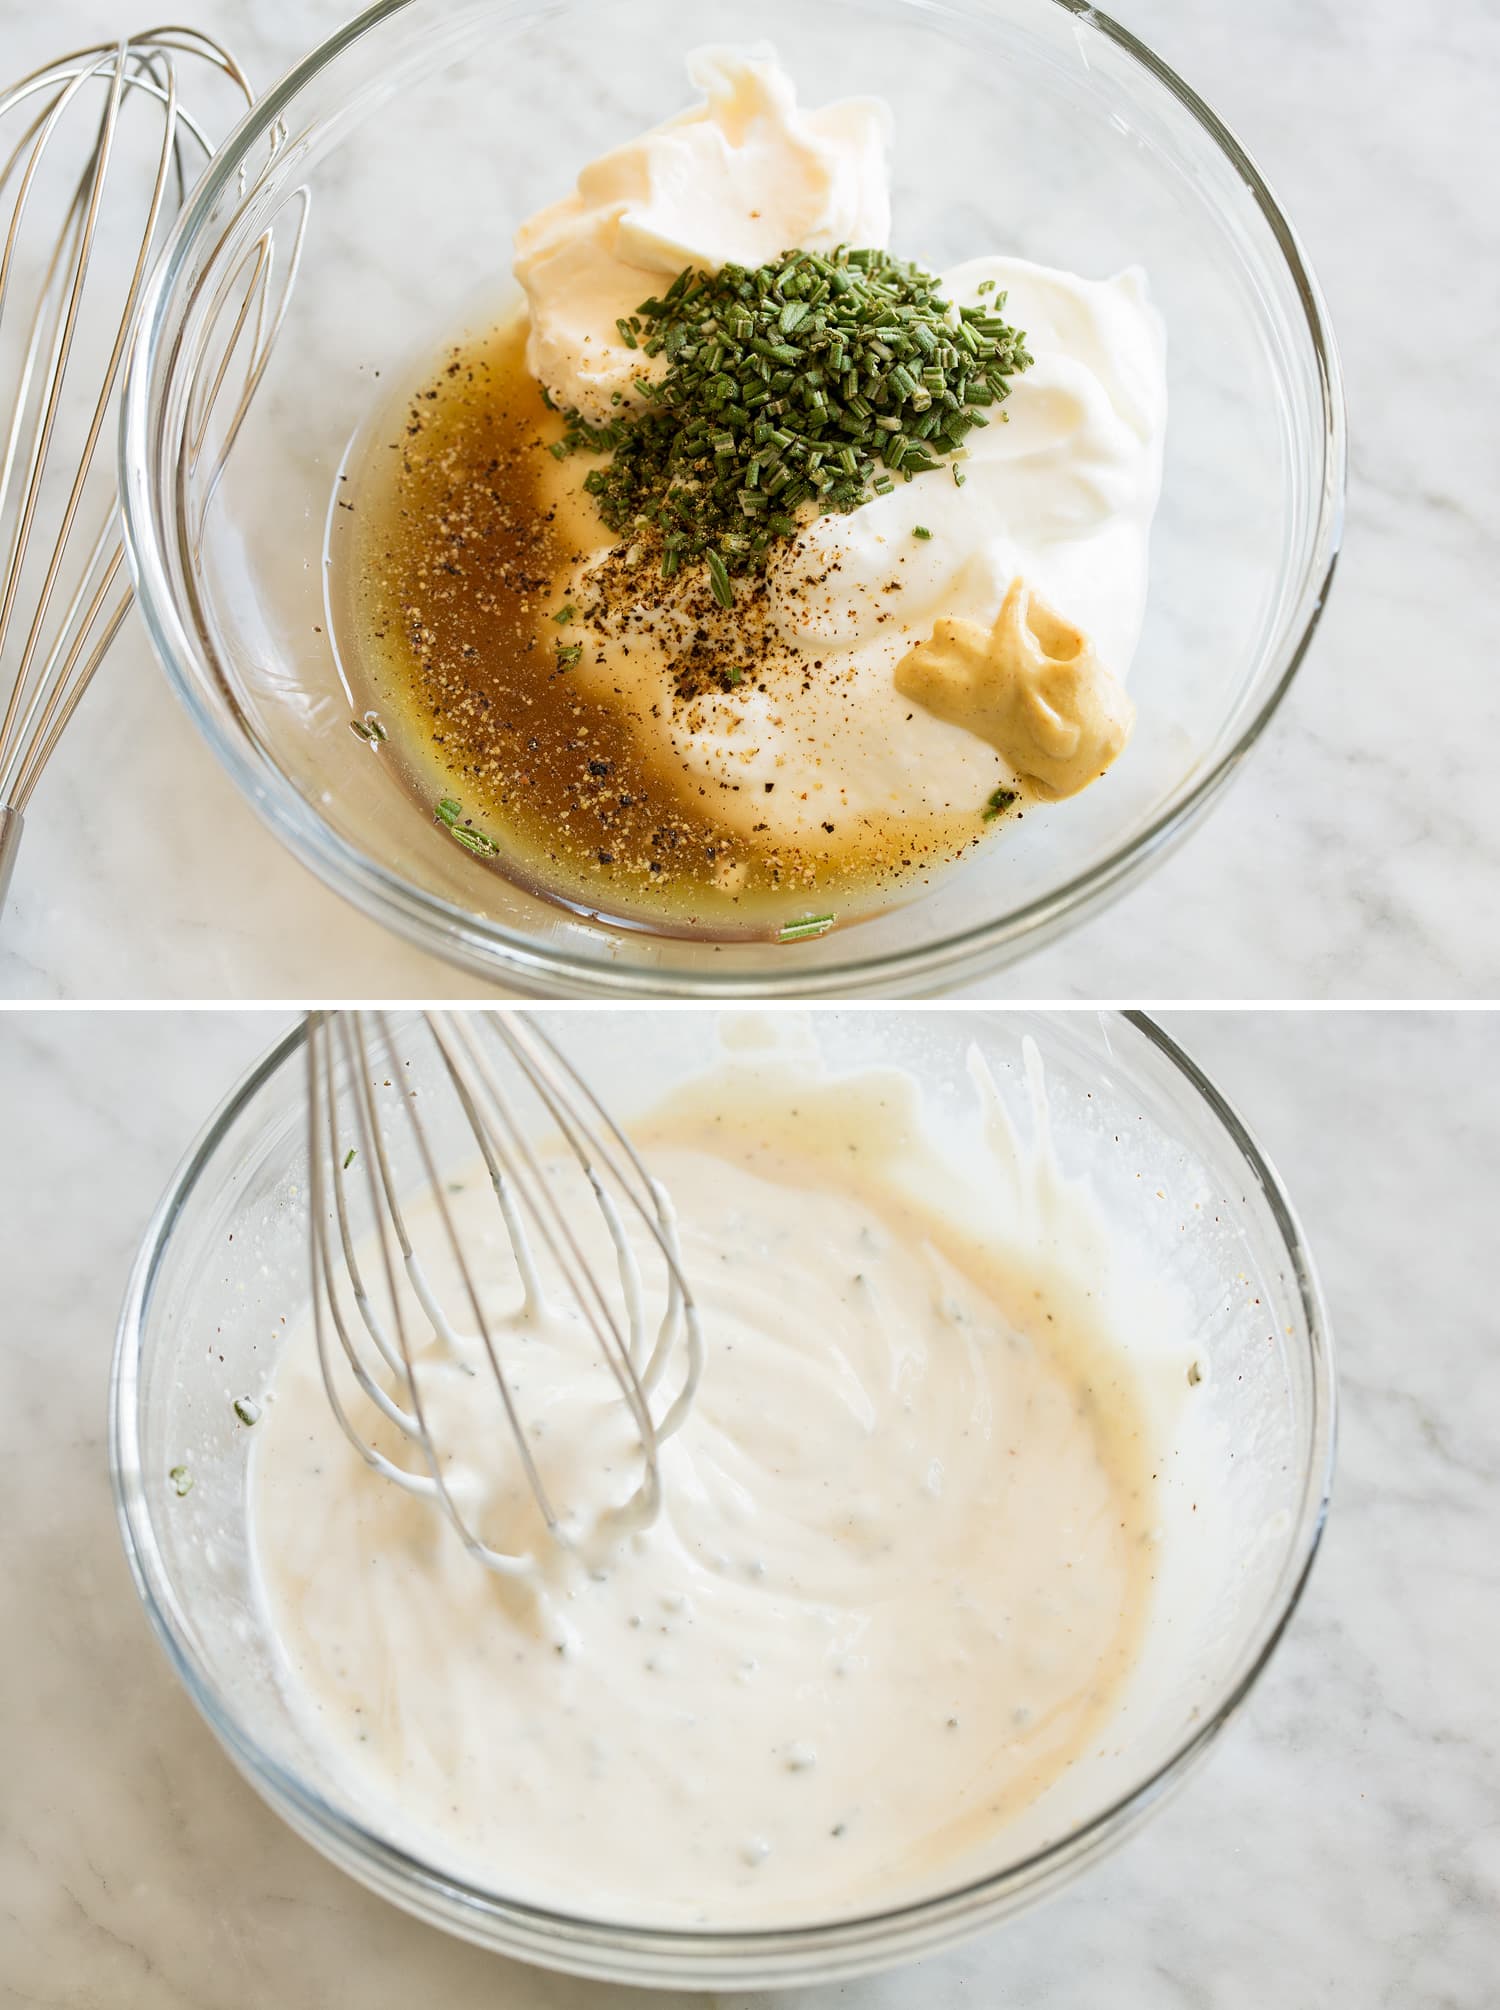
[323,1017,417,1401]
[307,1016,433,1479]
[340,1014,544,1575]
[374,1009,564,1542]
[503,1017,705,1423]
[5,518,124,808]
[0,55,130,710]
[433,1024,547,1318]
[459,1014,658,1441]
[446,1015,688,1544]
[310,1011,562,1574]
[304,1012,704,1575]
[0,31,256,900]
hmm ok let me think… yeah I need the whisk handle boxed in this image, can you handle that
[0,807,22,913]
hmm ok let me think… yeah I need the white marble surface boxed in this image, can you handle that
[0,0,1496,1001]
[2,1006,1497,2005]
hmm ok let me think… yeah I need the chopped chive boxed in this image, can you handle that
[706,548,735,610]
[912,525,933,540]
[169,1466,193,1497]
[556,642,583,668]
[343,1148,356,1169]
[548,248,1031,584]
[982,786,1019,821]
[777,913,835,942]
[233,1397,261,1427]
[449,825,501,858]
[551,603,576,624]
[435,797,501,857]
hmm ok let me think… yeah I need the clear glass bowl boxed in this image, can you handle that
[121,0,1343,998]
[112,1009,1334,1987]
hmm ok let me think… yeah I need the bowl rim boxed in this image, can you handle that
[120,0,1347,999]
[111,1007,1337,1980]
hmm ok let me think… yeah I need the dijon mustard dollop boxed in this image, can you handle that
[894,578,1135,801]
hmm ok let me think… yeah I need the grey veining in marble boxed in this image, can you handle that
[0,0,1494,1001]
[2,1008,1497,2005]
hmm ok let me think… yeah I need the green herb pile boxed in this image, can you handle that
[551,247,1031,590]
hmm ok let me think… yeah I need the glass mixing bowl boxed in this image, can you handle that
[112,1009,1334,1986]
[120,0,1344,997]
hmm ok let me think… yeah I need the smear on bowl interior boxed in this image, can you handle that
[248,1036,1198,1927]
[329,45,1167,939]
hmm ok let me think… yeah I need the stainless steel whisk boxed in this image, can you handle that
[0,31,253,908]
[305,1011,705,1574]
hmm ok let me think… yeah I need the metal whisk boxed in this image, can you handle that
[0,31,253,909]
[305,1011,705,1574]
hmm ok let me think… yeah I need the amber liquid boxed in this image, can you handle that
[329,315,988,939]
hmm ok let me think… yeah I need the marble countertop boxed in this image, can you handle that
[0,0,1495,1002]
[3,1006,1497,2005]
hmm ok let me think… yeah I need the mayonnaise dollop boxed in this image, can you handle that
[514,45,890,424]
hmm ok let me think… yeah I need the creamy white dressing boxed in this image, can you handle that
[514,50,1167,844]
[250,1048,1164,1927]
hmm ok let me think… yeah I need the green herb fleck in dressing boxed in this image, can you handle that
[434,797,501,858]
[778,913,836,942]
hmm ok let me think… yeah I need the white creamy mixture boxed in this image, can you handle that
[251,1050,1161,1925]
[515,48,1168,842]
